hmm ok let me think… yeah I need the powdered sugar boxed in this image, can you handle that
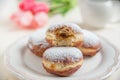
[43,47,83,62]
[82,30,100,47]
[48,23,82,33]
[39,39,50,48]
[29,29,49,48]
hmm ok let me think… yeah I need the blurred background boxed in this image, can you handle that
[0,0,120,80]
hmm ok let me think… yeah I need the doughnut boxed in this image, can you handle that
[28,30,51,57]
[76,30,101,56]
[42,47,83,76]
[46,23,83,47]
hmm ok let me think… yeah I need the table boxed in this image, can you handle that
[0,7,120,80]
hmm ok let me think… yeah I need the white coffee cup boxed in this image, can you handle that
[79,0,120,29]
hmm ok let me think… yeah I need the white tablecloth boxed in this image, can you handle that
[0,7,120,80]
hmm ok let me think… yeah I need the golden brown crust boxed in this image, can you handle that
[82,42,101,49]
[43,64,81,77]
[75,41,101,56]
[78,46,101,56]
[42,58,83,77]
[27,42,51,57]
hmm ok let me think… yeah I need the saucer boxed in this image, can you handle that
[4,29,120,80]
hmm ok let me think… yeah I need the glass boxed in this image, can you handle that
[79,0,120,29]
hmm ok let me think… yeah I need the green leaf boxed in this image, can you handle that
[49,0,77,16]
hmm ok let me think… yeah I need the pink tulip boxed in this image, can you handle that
[34,12,48,27]
[11,11,33,28]
[31,3,49,14]
[11,11,48,29]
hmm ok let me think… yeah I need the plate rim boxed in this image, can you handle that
[4,35,120,80]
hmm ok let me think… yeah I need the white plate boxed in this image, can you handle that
[4,31,120,80]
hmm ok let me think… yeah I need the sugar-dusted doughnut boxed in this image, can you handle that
[42,47,83,76]
[28,30,51,57]
[46,23,83,46]
[77,30,101,56]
